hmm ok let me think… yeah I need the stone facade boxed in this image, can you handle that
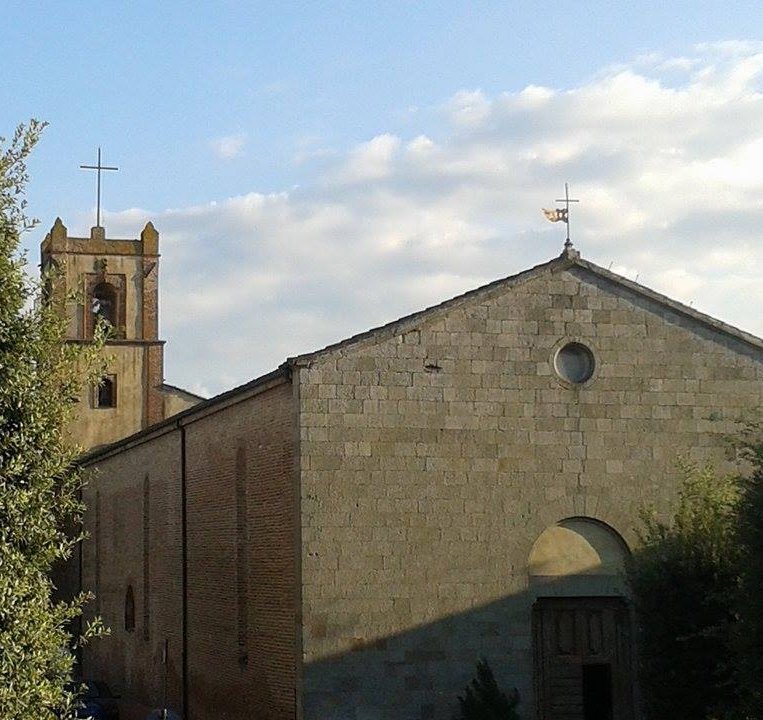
[295,251,763,719]
[80,250,763,720]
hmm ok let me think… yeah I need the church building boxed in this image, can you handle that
[67,232,763,720]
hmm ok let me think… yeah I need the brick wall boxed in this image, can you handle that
[83,376,299,720]
[296,263,763,720]
[184,378,298,720]
[82,430,184,713]
[144,343,165,427]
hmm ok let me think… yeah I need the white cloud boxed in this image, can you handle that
[447,89,491,127]
[406,135,436,156]
[106,43,763,396]
[210,133,247,160]
[516,84,555,108]
[336,133,401,183]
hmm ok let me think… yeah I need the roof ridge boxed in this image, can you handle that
[572,257,763,352]
[288,252,573,366]
[289,250,763,366]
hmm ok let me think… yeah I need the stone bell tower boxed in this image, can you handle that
[41,219,167,450]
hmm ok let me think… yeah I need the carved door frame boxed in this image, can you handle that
[532,596,635,720]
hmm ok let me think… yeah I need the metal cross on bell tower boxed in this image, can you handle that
[80,147,118,229]
[542,182,580,251]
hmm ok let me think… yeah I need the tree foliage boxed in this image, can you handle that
[733,422,763,718]
[456,659,519,720]
[627,458,741,720]
[0,122,104,718]
[627,445,763,720]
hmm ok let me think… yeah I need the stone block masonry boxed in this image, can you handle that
[297,263,763,720]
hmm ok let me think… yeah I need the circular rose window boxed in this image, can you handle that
[554,342,595,384]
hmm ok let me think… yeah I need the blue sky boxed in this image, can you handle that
[3,2,763,395]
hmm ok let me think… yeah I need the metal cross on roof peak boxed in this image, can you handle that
[555,182,579,250]
[80,147,118,229]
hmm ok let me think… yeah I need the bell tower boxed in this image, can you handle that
[41,219,167,450]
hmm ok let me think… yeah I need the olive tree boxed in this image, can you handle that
[0,121,103,719]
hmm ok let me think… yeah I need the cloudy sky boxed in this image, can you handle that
[3,2,763,397]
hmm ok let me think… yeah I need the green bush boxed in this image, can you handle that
[627,459,741,720]
[456,659,519,720]
[734,422,763,718]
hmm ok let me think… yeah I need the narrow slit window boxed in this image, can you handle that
[124,585,136,633]
[94,375,117,408]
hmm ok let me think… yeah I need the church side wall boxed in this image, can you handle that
[82,377,298,720]
[82,430,184,716]
[184,378,298,720]
[297,267,763,720]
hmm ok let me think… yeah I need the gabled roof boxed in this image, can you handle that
[160,382,207,402]
[81,247,763,464]
[287,246,763,367]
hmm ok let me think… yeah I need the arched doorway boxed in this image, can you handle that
[528,518,634,720]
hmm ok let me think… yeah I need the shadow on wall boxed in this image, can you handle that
[302,576,632,720]
[303,519,633,720]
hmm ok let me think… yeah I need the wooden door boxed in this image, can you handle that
[533,597,634,720]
